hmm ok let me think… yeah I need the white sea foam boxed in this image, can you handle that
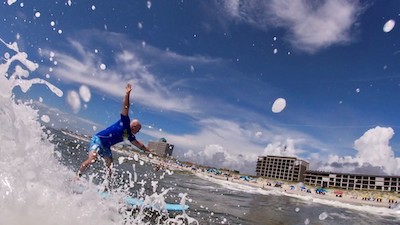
[194,173,268,195]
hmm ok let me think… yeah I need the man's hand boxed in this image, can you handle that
[122,83,132,115]
[139,143,157,155]
[126,83,132,95]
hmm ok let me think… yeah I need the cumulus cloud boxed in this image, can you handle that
[143,117,269,174]
[218,0,364,53]
[263,138,301,157]
[320,126,400,175]
[354,126,396,166]
[144,115,321,174]
[183,144,256,174]
[179,132,312,174]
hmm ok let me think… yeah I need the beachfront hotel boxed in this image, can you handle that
[303,170,400,193]
[148,138,174,157]
[256,155,400,193]
[256,155,309,182]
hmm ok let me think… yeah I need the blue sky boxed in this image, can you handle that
[2,0,400,175]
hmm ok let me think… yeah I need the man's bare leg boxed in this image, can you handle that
[77,151,98,177]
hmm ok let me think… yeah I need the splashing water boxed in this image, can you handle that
[0,39,63,99]
[0,38,123,225]
[0,39,197,225]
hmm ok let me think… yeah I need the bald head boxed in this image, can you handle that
[130,119,142,134]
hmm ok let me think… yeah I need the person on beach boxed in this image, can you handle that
[77,83,151,178]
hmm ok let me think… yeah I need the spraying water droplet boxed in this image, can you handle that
[100,63,106,70]
[383,19,395,33]
[272,98,286,113]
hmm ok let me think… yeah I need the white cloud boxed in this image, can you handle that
[183,144,256,173]
[219,0,363,53]
[354,126,395,166]
[260,126,400,176]
[144,117,266,173]
[41,35,198,114]
[319,126,400,175]
[221,0,240,18]
[144,117,319,174]
[191,123,400,176]
[167,119,259,149]
[263,138,301,157]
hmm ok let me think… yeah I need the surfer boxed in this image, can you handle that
[77,83,151,178]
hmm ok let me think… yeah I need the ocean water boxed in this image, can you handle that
[1,40,400,225]
[39,129,400,224]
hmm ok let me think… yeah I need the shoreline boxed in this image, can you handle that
[196,170,399,209]
[113,149,400,210]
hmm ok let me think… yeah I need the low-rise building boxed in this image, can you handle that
[148,138,174,157]
[304,170,400,192]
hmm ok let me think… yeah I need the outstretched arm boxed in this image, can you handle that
[121,83,132,116]
[132,140,152,153]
